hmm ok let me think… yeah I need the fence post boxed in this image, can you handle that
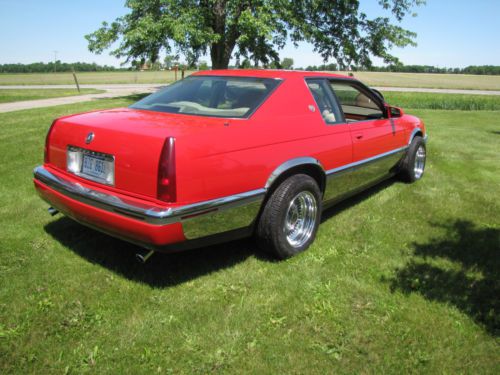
[72,68,81,93]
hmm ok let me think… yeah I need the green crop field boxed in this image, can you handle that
[1,70,500,90]
[383,91,500,111]
[0,89,103,104]
[0,71,193,86]
[340,71,500,91]
[0,94,498,373]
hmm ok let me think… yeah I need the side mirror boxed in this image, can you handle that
[388,106,404,118]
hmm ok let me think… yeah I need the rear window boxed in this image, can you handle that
[130,76,280,118]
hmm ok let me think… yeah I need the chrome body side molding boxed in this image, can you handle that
[181,196,263,239]
[325,146,408,176]
[323,146,408,203]
[347,147,406,195]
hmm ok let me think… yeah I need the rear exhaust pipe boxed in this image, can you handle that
[48,207,59,216]
[135,250,155,264]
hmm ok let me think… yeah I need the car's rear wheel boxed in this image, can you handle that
[256,174,322,259]
[399,136,426,183]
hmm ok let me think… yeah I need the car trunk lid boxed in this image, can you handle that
[45,107,221,200]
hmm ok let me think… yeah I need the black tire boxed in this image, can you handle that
[399,136,426,183]
[256,174,322,259]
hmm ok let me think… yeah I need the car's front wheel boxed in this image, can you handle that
[256,174,322,259]
[399,135,426,183]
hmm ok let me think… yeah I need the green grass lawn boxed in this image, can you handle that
[0,95,498,373]
[0,89,103,103]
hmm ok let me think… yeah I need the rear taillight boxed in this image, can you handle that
[157,137,176,202]
[44,120,57,163]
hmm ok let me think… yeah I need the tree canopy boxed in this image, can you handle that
[86,0,425,69]
[281,57,294,70]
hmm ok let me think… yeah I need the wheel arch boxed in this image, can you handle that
[408,128,424,145]
[265,157,326,196]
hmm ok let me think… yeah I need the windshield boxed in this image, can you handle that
[130,75,280,118]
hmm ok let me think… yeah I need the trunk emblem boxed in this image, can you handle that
[85,132,95,144]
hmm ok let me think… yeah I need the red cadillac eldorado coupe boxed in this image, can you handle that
[34,70,427,259]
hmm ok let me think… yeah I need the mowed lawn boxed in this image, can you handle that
[0,89,103,104]
[0,95,498,373]
[1,70,500,90]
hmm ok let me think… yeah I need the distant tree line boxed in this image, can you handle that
[0,61,119,73]
[1,60,499,75]
[459,65,500,75]
[303,63,339,72]
[0,59,208,73]
[362,64,500,75]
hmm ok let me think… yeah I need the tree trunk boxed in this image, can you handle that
[210,44,232,69]
[209,0,235,69]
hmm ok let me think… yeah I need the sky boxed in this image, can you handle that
[0,0,499,68]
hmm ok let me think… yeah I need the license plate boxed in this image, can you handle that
[82,154,107,180]
[67,146,115,185]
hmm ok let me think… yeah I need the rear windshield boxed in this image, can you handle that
[130,76,280,118]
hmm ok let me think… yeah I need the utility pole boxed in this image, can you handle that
[53,50,58,73]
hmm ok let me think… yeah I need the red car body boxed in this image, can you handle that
[34,70,427,255]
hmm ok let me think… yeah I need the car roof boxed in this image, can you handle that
[192,69,355,80]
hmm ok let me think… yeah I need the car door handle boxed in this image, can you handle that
[354,133,364,140]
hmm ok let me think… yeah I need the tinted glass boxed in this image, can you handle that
[329,82,383,120]
[130,76,280,118]
[306,80,342,124]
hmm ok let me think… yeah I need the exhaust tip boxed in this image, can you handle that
[48,207,59,216]
[135,250,155,264]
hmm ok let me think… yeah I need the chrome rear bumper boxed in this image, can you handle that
[34,166,265,239]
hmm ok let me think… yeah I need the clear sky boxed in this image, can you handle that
[1,0,499,68]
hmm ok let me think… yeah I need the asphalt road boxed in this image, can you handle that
[0,84,499,113]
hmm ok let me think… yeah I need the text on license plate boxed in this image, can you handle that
[82,154,107,179]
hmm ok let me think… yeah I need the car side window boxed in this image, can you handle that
[329,81,384,122]
[306,79,343,125]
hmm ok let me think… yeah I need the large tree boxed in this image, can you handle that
[86,0,424,69]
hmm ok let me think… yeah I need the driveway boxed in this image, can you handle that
[0,84,499,113]
[0,85,163,113]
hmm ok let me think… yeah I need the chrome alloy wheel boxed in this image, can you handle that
[284,191,317,248]
[414,145,426,179]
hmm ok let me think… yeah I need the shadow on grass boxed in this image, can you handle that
[389,220,500,336]
[489,130,500,135]
[44,177,397,288]
[44,217,264,288]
